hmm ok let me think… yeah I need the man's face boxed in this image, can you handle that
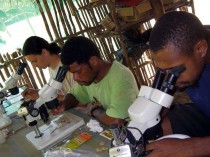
[69,61,97,86]
[25,54,49,69]
[152,44,205,89]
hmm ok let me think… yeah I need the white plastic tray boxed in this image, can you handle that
[26,112,85,150]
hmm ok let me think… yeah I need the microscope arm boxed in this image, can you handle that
[0,62,27,113]
[109,66,186,157]
[33,80,62,109]
[33,65,69,110]
[127,86,174,141]
[18,82,61,117]
[127,66,186,141]
[18,66,69,123]
[1,75,21,92]
[0,62,27,96]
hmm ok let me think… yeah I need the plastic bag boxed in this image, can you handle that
[44,148,100,157]
[44,130,99,157]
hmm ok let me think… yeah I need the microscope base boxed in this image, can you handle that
[26,112,85,150]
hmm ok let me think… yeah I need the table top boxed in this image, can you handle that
[0,109,111,157]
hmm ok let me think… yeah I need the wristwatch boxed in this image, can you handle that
[90,106,101,118]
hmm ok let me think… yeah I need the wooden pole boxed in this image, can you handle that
[150,0,165,20]
[35,0,53,41]
[51,0,63,38]
[42,0,61,40]
[58,0,71,36]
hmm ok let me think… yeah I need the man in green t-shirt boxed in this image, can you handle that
[52,36,138,126]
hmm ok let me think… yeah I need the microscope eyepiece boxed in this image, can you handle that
[160,66,186,95]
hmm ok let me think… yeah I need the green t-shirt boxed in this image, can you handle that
[70,61,139,119]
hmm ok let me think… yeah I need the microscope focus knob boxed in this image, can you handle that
[30,108,40,117]
[0,92,5,99]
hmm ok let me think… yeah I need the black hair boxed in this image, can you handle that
[22,36,61,56]
[149,11,208,55]
[61,36,101,65]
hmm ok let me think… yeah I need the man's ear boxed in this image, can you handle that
[41,49,48,56]
[89,56,98,67]
[194,39,208,58]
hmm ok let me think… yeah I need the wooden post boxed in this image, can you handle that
[150,0,165,20]
[35,0,53,41]
[43,0,61,40]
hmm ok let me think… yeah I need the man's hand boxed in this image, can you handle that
[146,138,189,157]
[92,107,126,126]
[50,93,80,115]
[21,88,39,100]
[50,103,66,115]
[146,137,210,157]
[50,93,79,115]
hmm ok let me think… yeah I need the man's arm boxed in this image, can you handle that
[92,107,126,126]
[51,93,79,115]
[146,137,210,157]
[62,93,79,109]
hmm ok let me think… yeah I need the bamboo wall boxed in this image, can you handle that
[33,0,194,88]
[0,50,47,89]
